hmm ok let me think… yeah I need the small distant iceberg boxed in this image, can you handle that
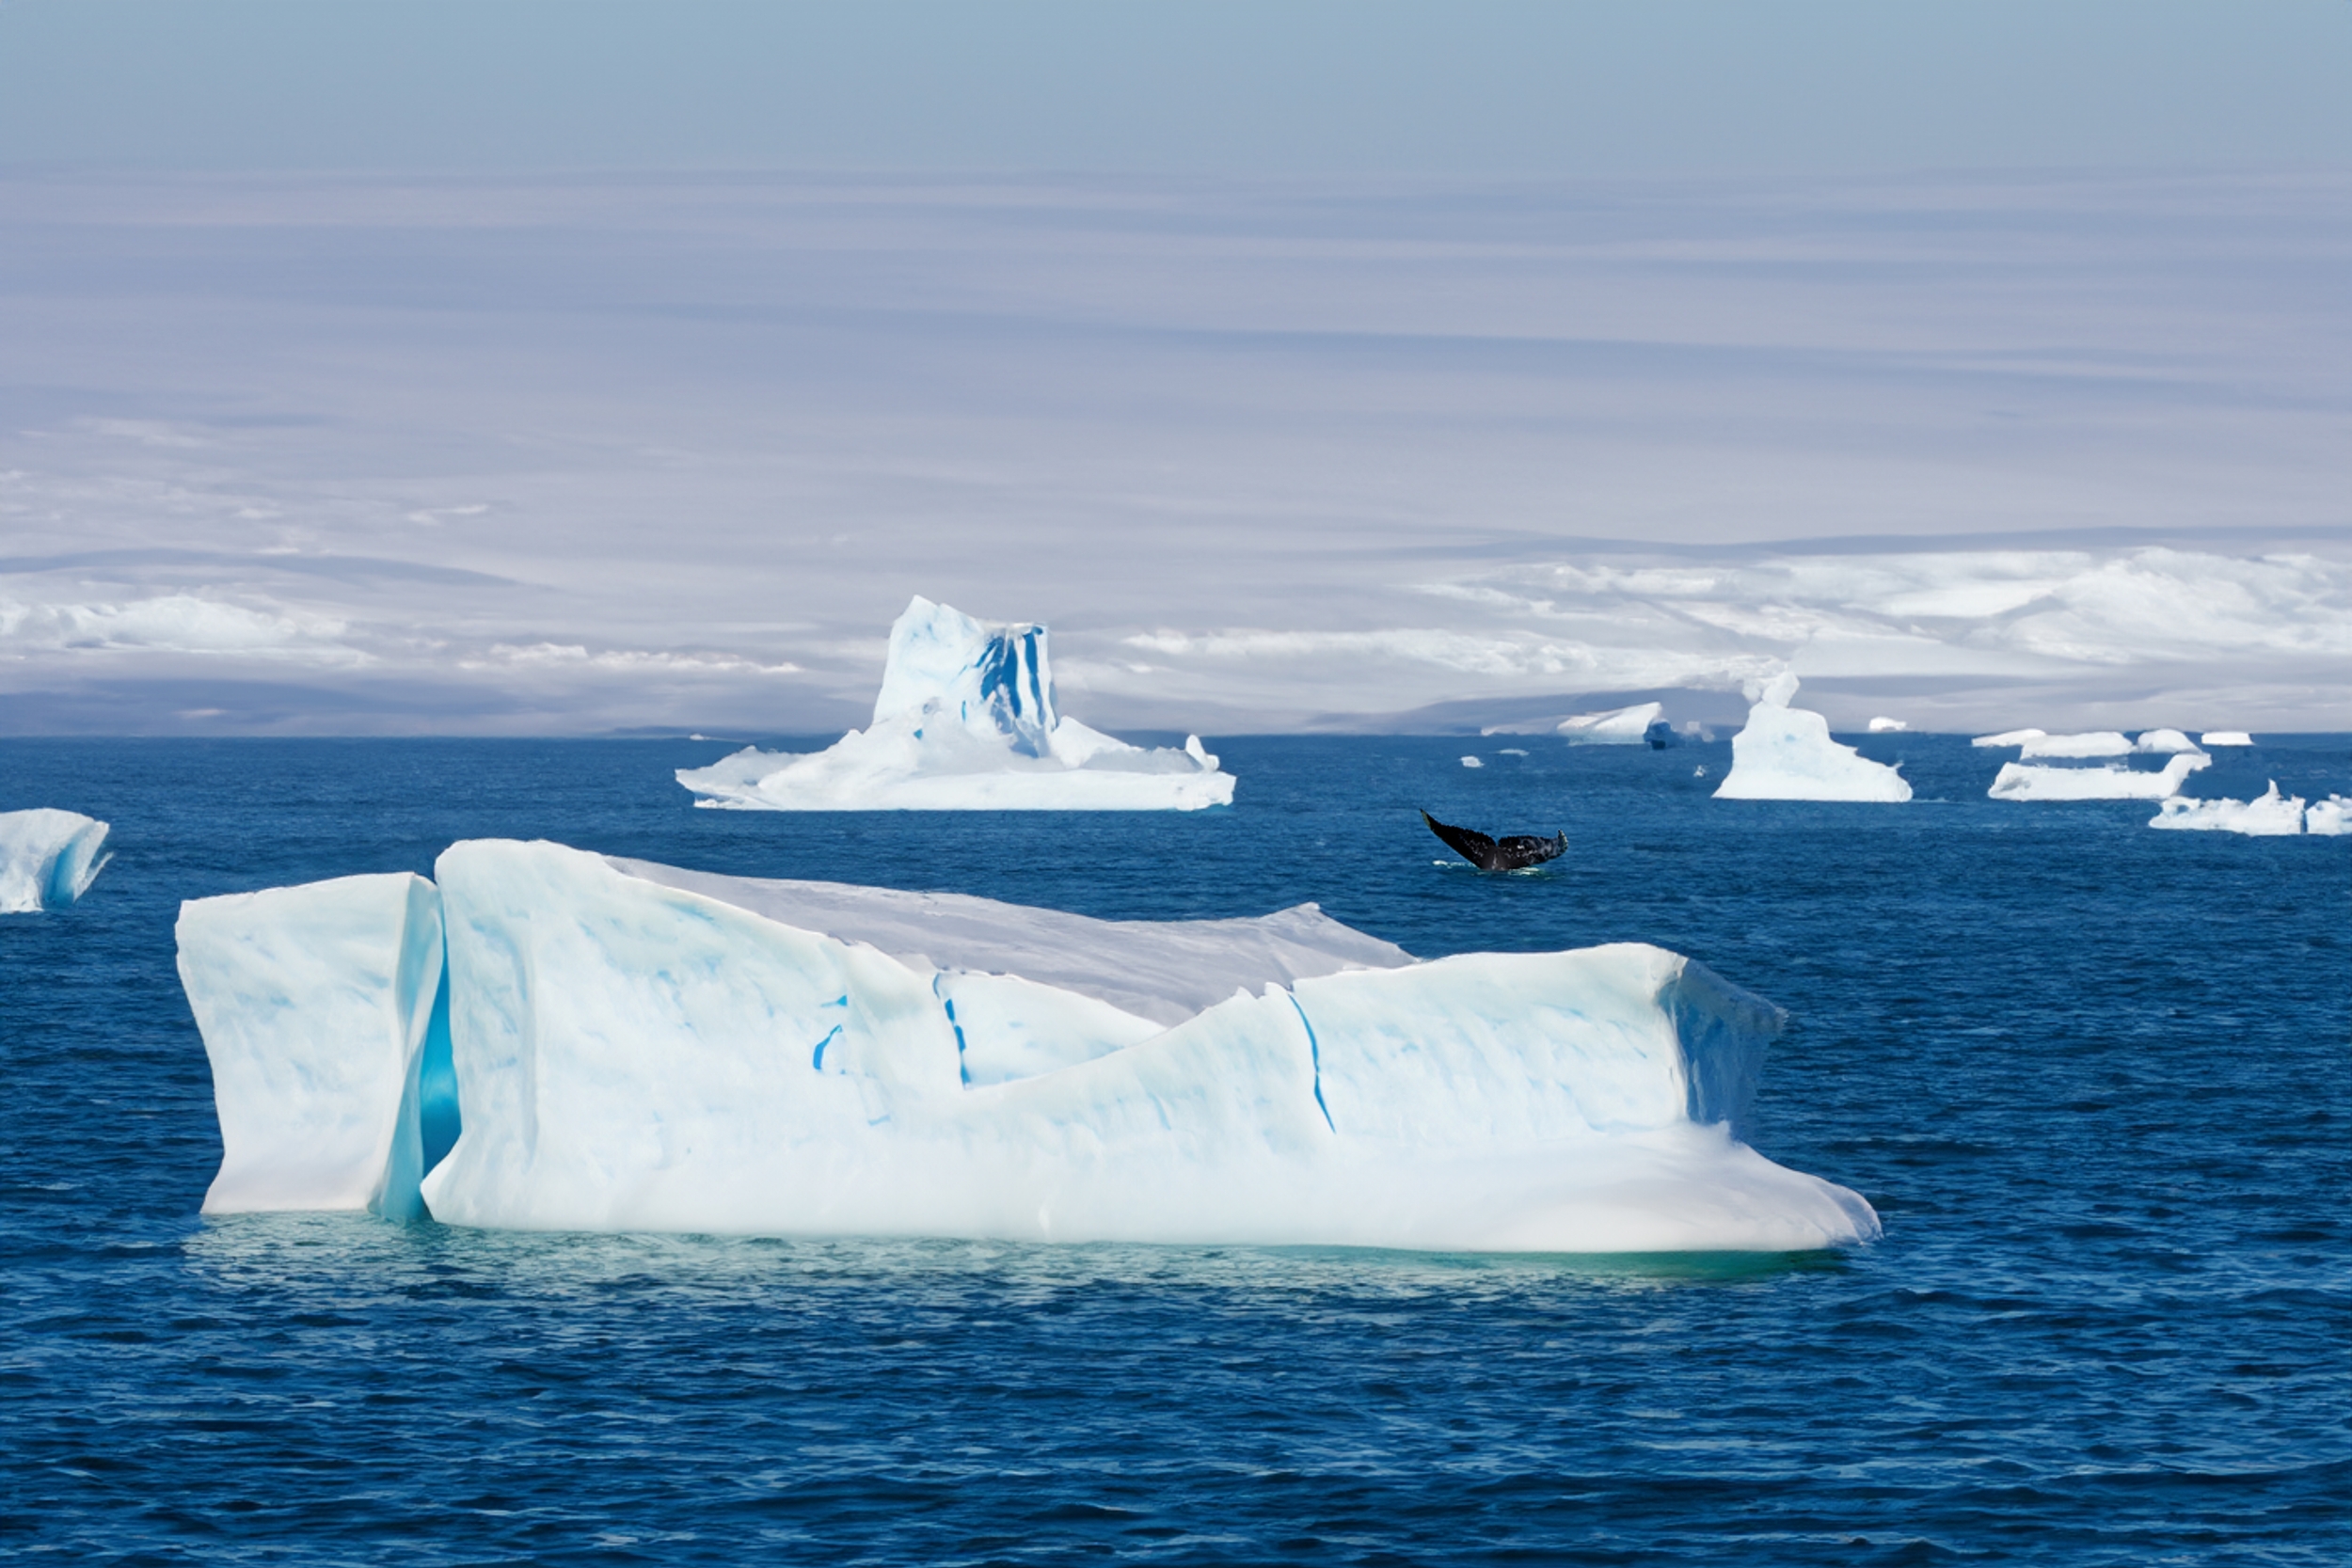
[2201,732,2255,748]
[1557,702,1661,745]
[1972,728,2046,748]
[1867,716,1908,733]
[1,809,112,913]
[1989,751,2210,801]
[2305,796,2352,836]
[176,840,1882,1253]
[678,597,1235,811]
[2133,729,2201,754]
[2149,784,2308,836]
[1459,755,1484,768]
[1713,673,1911,803]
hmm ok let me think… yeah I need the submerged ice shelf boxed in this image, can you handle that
[678,597,1234,811]
[180,841,1880,1253]
[1714,673,1911,803]
[1,809,112,913]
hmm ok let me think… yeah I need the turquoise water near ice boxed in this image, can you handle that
[5,734,2348,1563]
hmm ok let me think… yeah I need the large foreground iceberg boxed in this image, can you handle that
[678,597,1235,810]
[181,841,1879,1253]
[1713,673,1911,802]
[1,809,112,913]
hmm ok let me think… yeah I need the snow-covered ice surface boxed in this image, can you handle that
[1557,703,1662,744]
[182,839,1879,1253]
[178,874,448,1219]
[0,810,112,914]
[2202,732,2256,747]
[2149,784,2308,836]
[676,598,1235,811]
[1989,751,2211,802]
[1713,673,1911,803]
[2306,796,2352,836]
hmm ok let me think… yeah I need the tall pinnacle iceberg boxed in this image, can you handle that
[678,597,1236,810]
[1713,672,1912,803]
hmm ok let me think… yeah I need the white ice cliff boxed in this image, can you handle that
[1556,703,1662,744]
[2148,784,2309,836]
[1713,673,1911,803]
[676,597,1235,810]
[1988,751,2210,802]
[0,809,112,913]
[182,840,1880,1253]
[180,873,448,1219]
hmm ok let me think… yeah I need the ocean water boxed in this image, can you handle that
[4,733,2347,1565]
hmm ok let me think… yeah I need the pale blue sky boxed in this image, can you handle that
[2,1,2346,177]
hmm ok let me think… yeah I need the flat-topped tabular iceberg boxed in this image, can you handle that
[1713,673,1911,803]
[1557,702,1661,745]
[678,597,1234,810]
[179,840,1879,1253]
[2202,732,2255,748]
[2149,784,2308,836]
[1973,728,2046,749]
[1989,751,2210,802]
[2018,731,2134,760]
[0,809,112,913]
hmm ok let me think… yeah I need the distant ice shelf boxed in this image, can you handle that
[0,809,112,913]
[1713,673,1911,802]
[676,596,1235,811]
[178,840,1881,1254]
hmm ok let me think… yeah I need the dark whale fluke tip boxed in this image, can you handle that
[1421,809,1566,873]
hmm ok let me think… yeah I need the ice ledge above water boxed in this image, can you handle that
[180,839,1879,1254]
[678,596,1236,811]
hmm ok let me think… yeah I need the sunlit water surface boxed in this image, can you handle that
[6,735,2348,1564]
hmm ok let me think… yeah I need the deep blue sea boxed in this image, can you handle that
[5,734,2348,1565]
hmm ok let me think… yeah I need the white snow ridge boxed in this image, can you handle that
[180,841,1881,1253]
[676,596,1235,811]
[0,810,113,913]
[1713,673,1911,803]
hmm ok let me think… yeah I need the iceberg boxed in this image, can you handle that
[1988,751,2210,801]
[1556,702,1662,745]
[2149,783,2307,836]
[179,873,449,1219]
[2133,728,2201,754]
[0,809,112,913]
[1713,673,1911,803]
[1867,717,1908,733]
[1972,728,2046,749]
[2018,731,2134,759]
[2305,796,2352,836]
[180,840,1881,1254]
[676,597,1235,811]
[2201,732,2255,747]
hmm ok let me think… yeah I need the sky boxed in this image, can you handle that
[2,3,2347,736]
